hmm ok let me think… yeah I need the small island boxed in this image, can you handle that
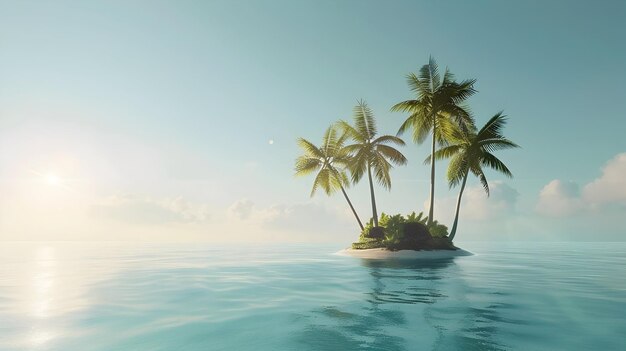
[340,211,473,259]
[295,58,518,259]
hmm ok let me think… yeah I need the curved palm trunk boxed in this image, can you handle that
[449,171,468,241]
[339,185,364,231]
[427,117,436,226]
[367,164,379,227]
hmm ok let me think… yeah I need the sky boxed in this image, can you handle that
[1,0,625,243]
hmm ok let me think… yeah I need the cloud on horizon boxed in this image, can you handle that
[91,194,211,224]
[535,180,584,217]
[226,198,354,242]
[430,181,519,224]
[536,152,626,217]
[582,153,626,206]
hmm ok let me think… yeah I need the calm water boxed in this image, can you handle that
[0,242,624,350]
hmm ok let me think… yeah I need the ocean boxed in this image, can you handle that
[0,242,624,350]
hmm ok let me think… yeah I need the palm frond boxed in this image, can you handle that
[336,120,363,142]
[424,144,462,164]
[372,154,392,189]
[471,165,490,196]
[440,103,474,128]
[310,167,327,197]
[294,156,321,177]
[348,148,368,184]
[450,79,477,104]
[481,152,513,177]
[342,143,366,155]
[372,134,405,146]
[396,113,416,136]
[435,116,466,143]
[447,154,468,188]
[327,167,345,192]
[411,112,432,144]
[390,99,421,113]
[442,67,455,85]
[376,144,407,165]
[420,56,441,92]
[478,112,507,139]
[321,126,335,153]
[334,168,351,188]
[297,138,323,158]
[396,108,432,143]
[353,100,377,140]
[481,138,519,151]
[405,72,429,96]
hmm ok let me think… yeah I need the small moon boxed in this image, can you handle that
[268,139,274,145]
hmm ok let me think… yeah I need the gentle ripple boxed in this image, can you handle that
[0,242,625,350]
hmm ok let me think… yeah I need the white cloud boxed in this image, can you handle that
[536,152,626,217]
[430,181,519,223]
[582,153,626,205]
[536,180,584,217]
[92,194,211,224]
[228,198,255,220]
[261,202,353,233]
[225,199,355,242]
[462,181,519,220]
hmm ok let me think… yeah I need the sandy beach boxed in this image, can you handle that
[336,248,473,259]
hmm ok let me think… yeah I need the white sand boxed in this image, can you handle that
[336,248,473,260]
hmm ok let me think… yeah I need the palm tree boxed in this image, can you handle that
[391,57,476,226]
[427,112,519,240]
[339,100,407,227]
[295,125,364,231]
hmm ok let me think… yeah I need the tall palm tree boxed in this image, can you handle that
[339,100,407,227]
[295,125,364,231]
[427,112,519,240]
[391,57,476,226]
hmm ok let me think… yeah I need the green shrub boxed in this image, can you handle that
[352,211,450,250]
[360,222,374,239]
[351,240,385,249]
[378,213,390,227]
[406,211,428,224]
[353,222,384,249]
[427,220,449,238]
[381,213,406,244]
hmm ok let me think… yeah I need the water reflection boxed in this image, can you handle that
[298,256,513,350]
[0,244,522,350]
[297,258,456,350]
[0,243,134,350]
[367,258,514,350]
[360,258,457,270]
[363,259,455,306]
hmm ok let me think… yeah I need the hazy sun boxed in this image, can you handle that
[45,174,60,186]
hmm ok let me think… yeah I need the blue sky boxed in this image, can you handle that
[1,0,625,242]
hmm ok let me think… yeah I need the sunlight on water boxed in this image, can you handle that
[0,242,625,350]
[32,247,55,319]
[0,244,130,350]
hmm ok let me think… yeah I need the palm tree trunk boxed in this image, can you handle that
[340,185,364,231]
[427,117,436,226]
[367,164,379,227]
[449,171,468,241]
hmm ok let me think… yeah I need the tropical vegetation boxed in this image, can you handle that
[426,112,518,240]
[295,126,364,231]
[294,57,518,250]
[338,100,407,228]
[352,211,455,251]
[391,57,476,226]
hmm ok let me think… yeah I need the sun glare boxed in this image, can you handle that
[45,174,60,186]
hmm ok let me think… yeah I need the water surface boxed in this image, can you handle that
[0,242,624,350]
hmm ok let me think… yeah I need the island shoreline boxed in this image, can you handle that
[336,248,473,259]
